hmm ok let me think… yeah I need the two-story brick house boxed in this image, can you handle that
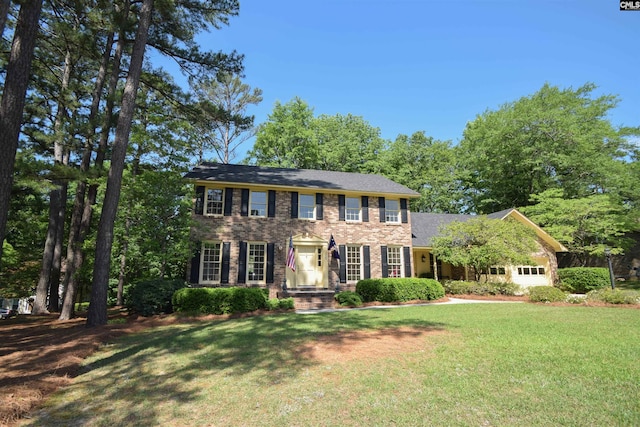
[185,163,420,303]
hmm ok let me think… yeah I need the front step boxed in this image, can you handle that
[279,289,335,310]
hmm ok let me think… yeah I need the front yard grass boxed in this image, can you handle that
[26,304,640,426]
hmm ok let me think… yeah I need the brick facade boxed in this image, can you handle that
[190,187,414,295]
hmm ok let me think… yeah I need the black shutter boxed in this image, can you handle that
[339,245,347,283]
[338,195,345,221]
[221,242,231,283]
[237,241,247,283]
[266,243,275,283]
[363,245,371,279]
[268,190,276,218]
[401,198,408,223]
[381,246,388,278]
[316,193,323,220]
[379,197,386,223]
[224,188,233,216]
[240,189,249,217]
[362,196,369,222]
[403,246,412,278]
[195,186,205,215]
[189,243,201,283]
[291,192,298,219]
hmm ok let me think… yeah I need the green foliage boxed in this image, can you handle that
[356,278,445,303]
[247,98,386,174]
[277,297,295,310]
[334,291,363,307]
[528,286,567,303]
[459,82,632,213]
[266,297,295,310]
[521,189,634,263]
[432,216,537,281]
[380,131,466,213]
[126,278,187,316]
[172,287,268,315]
[586,288,640,305]
[558,267,610,293]
[442,280,521,296]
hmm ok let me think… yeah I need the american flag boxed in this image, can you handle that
[286,236,296,271]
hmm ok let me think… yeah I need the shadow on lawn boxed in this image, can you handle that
[23,309,447,426]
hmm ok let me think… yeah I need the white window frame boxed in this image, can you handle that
[205,188,224,216]
[387,246,403,278]
[249,191,267,217]
[346,245,362,282]
[345,197,361,222]
[200,242,222,284]
[247,242,267,284]
[517,266,545,275]
[385,199,400,223]
[299,193,316,220]
[489,267,506,275]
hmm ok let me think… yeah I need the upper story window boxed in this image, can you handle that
[299,194,315,219]
[387,246,402,278]
[346,197,361,221]
[385,199,400,223]
[250,191,267,217]
[205,188,224,215]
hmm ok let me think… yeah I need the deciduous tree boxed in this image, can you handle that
[432,217,537,281]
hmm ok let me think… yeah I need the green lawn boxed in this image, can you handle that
[27,304,640,426]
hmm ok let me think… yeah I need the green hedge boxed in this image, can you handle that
[335,291,363,307]
[443,280,521,296]
[266,297,295,310]
[356,278,445,303]
[586,288,640,305]
[558,267,610,293]
[172,287,267,315]
[528,286,567,303]
[126,278,187,316]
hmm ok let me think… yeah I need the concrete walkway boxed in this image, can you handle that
[296,297,523,315]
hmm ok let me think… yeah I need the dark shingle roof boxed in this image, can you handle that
[185,162,420,197]
[411,212,475,247]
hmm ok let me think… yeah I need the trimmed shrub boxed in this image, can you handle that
[277,297,295,310]
[335,291,363,307]
[586,288,640,305]
[528,286,567,303]
[356,278,445,303]
[126,278,186,316]
[172,287,267,315]
[442,280,521,296]
[558,267,610,293]
[266,297,295,310]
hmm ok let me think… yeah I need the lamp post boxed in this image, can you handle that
[604,247,615,290]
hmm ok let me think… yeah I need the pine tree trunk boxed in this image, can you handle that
[0,0,43,266]
[0,0,10,39]
[59,30,120,321]
[86,0,154,327]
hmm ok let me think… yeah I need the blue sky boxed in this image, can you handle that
[158,0,640,161]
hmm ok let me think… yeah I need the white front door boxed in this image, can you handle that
[297,246,321,287]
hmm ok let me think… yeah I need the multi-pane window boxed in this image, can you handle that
[385,199,400,223]
[206,188,224,215]
[346,197,361,221]
[387,246,402,278]
[201,242,222,283]
[347,246,362,281]
[299,194,315,219]
[247,242,266,282]
[250,191,267,217]
[517,266,545,275]
[489,267,506,275]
